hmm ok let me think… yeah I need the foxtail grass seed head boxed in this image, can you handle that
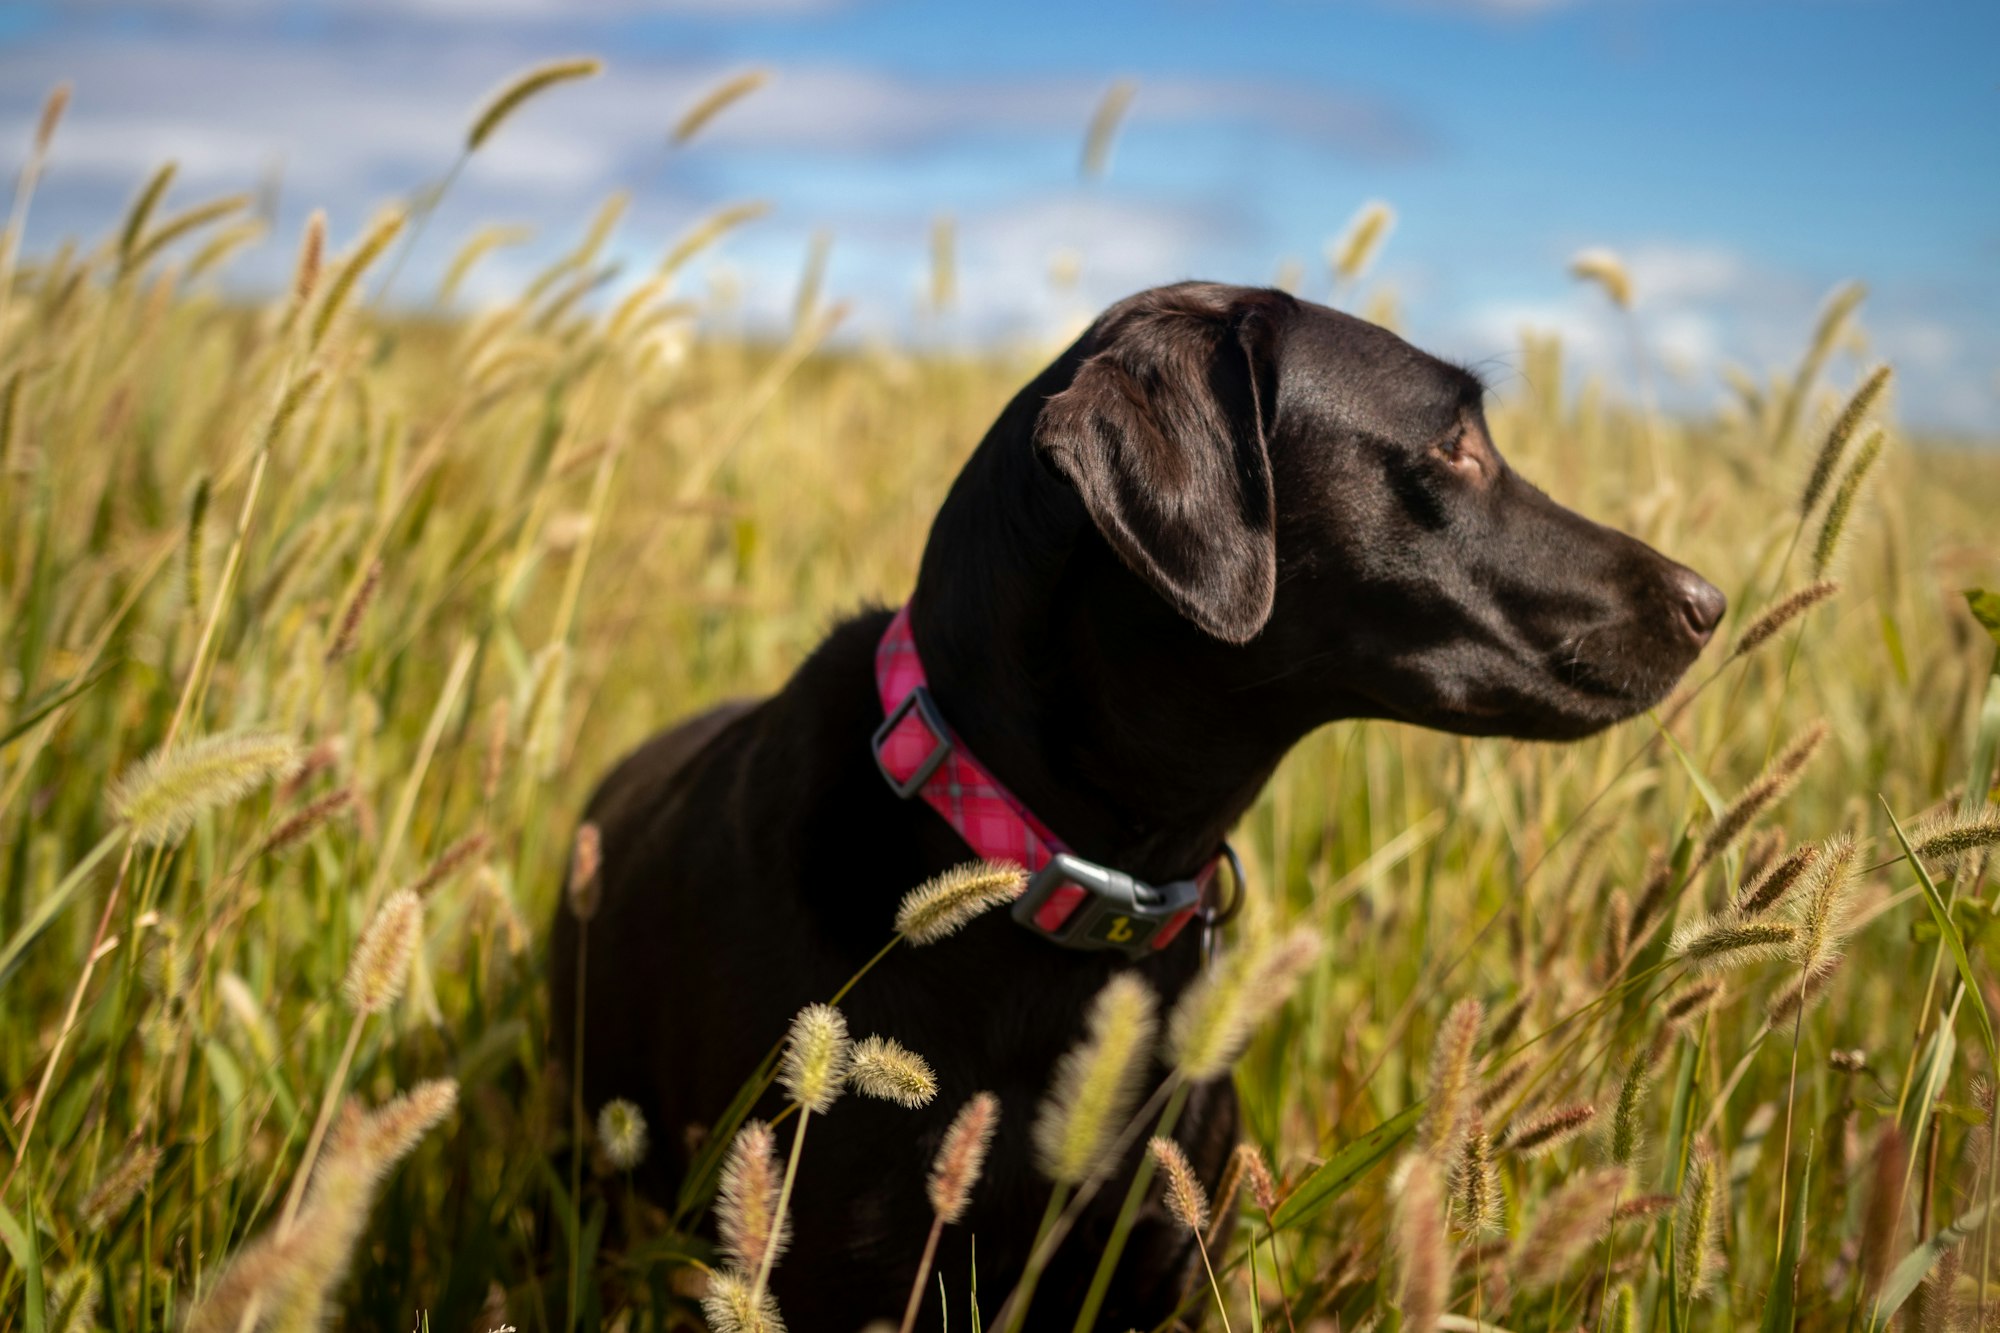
[1148,1137,1209,1234]
[701,1268,785,1333]
[1603,888,1631,975]
[1917,1243,1963,1333]
[329,1079,459,1182]
[893,860,1025,944]
[46,1267,98,1333]
[1627,847,1673,940]
[80,1142,163,1230]
[35,82,71,155]
[1451,1114,1502,1237]
[343,889,422,1014]
[1080,78,1138,180]
[1237,1141,1279,1214]
[1674,1144,1723,1298]
[1612,1194,1676,1224]
[846,1035,937,1108]
[187,1080,462,1333]
[1812,427,1885,578]
[187,218,264,279]
[407,828,490,898]
[1166,925,1322,1081]
[262,366,324,452]
[1417,997,1484,1155]
[1392,1152,1448,1333]
[1788,833,1858,974]
[779,1003,850,1114]
[119,162,177,267]
[258,787,354,858]
[126,193,251,272]
[1477,1059,1529,1113]
[1662,980,1723,1028]
[1670,917,1797,972]
[1332,201,1397,285]
[1485,992,1530,1055]
[596,1099,648,1170]
[1772,280,1866,449]
[1830,1048,1868,1074]
[111,731,302,846]
[1735,843,1820,916]
[1502,1102,1596,1157]
[1570,248,1632,310]
[672,69,771,147]
[1512,1165,1630,1290]
[1610,1051,1649,1167]
[1740,825,1788,886]
[718,1120,789,1271]
[1695,721,1828,873]
[325,560,383,663]
[292,208,326,308]
[442,224,535,303]
[1802,365,1892,516]
[568,821,603,921]
[659,199,771,278]
[1604,1284,1637,1333]
[1913,810,2000,867]
[182,477,211,616]
[1032,972,1158,1184]
[928,1092,999,1224]
[468,58,603,152]
[1767,955,1844,1023]
[310,209,405,347]
[1734,580,1840,658]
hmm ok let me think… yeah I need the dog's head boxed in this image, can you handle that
[1030,281,1723,741]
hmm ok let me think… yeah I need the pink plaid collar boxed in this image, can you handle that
[873,603,1069,873]
[872,603,1214,953]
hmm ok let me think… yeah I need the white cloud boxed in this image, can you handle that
[1623,243,1747,304]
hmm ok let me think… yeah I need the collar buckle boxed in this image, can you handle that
[873,684,955,799]
[1011,851,1208,958]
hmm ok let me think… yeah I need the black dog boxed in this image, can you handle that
[551,282,1723,1329]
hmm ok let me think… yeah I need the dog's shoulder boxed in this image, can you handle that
[582,697,759,842]
[582,605,899,837]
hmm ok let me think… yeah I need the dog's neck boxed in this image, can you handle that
[907,381,1322,886]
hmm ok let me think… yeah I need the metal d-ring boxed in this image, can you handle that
[1199,842,1247,963]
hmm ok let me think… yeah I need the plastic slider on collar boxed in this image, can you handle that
[1011,852,1206,957]
[872,684,953,799]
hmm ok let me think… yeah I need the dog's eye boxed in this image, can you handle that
[1433,430,1481,475]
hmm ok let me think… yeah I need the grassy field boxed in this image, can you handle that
[4,71,2000,1333]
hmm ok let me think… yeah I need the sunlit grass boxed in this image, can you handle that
[1,63,1998,1333]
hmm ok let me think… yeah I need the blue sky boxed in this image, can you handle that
[2,0,1995,431]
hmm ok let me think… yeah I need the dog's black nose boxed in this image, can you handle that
[1674,572,1727,645]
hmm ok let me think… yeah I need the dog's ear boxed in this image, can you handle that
[1034,286,1287,644]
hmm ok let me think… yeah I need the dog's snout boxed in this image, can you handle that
[1673,571,1727,646]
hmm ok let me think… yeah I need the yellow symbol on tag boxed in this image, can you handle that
[1105,916,1135,943]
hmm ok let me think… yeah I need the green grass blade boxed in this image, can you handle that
[0,830,121,989]
[0,1195,47,1333]
[1269,1102,1421,1231]
[0,657,119,749]
[1873,1197,1992,1321]
[1759,1132,1810,1333]
[1884,798,1997,1062]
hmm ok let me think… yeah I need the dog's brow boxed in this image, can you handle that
[1445,363,1488,403]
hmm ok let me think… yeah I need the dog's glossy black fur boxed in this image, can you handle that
[550,283,1724,1329]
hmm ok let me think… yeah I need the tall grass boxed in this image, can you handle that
[1,69,1998,1333]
